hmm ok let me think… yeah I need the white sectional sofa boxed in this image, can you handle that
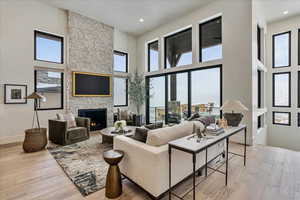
[113,121,225,199]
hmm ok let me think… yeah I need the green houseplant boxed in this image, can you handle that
[128,72,150,125]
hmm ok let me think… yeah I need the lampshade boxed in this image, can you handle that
[25,92,45,100]
[220,100,248,112]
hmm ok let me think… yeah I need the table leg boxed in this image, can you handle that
[193,153,196,200]
[225,138,229,186]
[244,127,247,166]
[169,145,172,200]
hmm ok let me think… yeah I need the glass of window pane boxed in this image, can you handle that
[36,70,63,109]
[200,17,222,62]
[273,73,290,107]
[35,31,63,63]
[114,77,127,106]
[167,73,188,123]
[165,28,192,68]
[148,41,159,72]
[114,51,128,72]
[273,32,290,67]
[149,76,165,123]
[191,67,221,117]
[273,112,290,125]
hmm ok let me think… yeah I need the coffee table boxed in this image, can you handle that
[99,126,136,144]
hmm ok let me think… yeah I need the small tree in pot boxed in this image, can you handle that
[128,72,150,126]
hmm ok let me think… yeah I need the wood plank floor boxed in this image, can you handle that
[1,142,300,200]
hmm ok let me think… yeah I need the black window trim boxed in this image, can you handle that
[272,111,291,126]
[258,69,262,108]
[164,27,192,69]
[113,50,128,73]
[113,77,128,107]
[272,31,291,68]
[298,113,300,127]
[147,40,159,72]
[257,25,262,61]
[272,72,291,108]
[298,71,300,108]
[199,16,222,63]
[145,64,222,124]
[34,30,64,64]
[298,29,300,66]
[34,69,64,111]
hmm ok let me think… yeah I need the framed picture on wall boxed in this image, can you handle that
[4,84,27,104]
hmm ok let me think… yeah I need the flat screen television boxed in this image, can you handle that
[72,71,111,97]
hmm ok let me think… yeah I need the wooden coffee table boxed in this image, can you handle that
[99,126,136,144]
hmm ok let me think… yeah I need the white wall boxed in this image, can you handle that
[266,15,300,151]
[0,0,68,144]
[136,0,256,144]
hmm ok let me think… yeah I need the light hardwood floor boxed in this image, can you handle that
[1,142,300,200]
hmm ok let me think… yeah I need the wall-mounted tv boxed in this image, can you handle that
[72,71,112,97]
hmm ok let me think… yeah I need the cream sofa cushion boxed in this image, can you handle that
[146,121,194,146]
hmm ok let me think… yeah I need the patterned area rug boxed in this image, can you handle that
[47,134,112,196]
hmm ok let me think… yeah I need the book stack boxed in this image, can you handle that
[206,125,225,136]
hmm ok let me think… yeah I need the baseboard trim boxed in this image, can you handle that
[0,141,22,149]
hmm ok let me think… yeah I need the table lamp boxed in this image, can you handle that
[220,100,248,126]
[25,92,45,129]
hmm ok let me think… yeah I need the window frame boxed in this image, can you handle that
[164,27,192,69]
[258,70,262,108]
[199,16,222,63]
[272,111,291,126]
[272,72,291,108]
[113,50,128,73]
[113,77,128,107]
[34,30,64,64]
[272,31,291,68]
[34,69,64,111]
[298,71,300,108]
[257,25,262,61]
[145,65,222,124]
[147,40,159,72]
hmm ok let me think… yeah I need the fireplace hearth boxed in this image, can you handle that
[78,108,107,131]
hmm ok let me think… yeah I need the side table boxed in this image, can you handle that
[103,150,124,198]
[23,128,47,153]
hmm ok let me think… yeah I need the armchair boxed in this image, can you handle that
[49,117,90,145]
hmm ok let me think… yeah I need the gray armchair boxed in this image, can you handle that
[49,117,90,145]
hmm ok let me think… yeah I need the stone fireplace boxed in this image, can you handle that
[78,108,107,131]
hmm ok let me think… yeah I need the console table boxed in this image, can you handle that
[168,125,247,200]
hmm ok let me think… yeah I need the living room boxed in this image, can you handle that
[1,0,300,200]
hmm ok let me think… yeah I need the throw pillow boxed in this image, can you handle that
[144,122,163,130]
[131,127,149,143]
[120,110,128,120]
[57,113,77,128]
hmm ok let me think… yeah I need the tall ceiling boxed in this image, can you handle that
[39,0,214,36]
[38,0,300,36]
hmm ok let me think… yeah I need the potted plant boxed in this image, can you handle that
[128,72,150,126]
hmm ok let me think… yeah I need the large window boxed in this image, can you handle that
[148,76,166,123]
[146,65,222,124]
[113,51,128,72]
[114,77,128,107]
[257,70,262,108]
[257,25,262,61]
[191,67,221,116]
[273,112,291,126]
[165,28,192,68]
[148,41,159,72]
[34,31,64,64]
[199,17,222,62]
[272,31,291,68]
[34,69,63,110]
[273,72,291,107]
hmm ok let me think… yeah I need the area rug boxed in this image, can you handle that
[47,134,112,196]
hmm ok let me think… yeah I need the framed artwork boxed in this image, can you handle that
[4,84,27,104]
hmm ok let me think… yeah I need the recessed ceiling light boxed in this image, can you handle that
[283,10,289,15]
[139,18,144,23]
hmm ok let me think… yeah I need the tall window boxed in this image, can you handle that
[273,112,291,126]
[34,70,63,110]
[191,67,221,116]
[165,28,192,68]
[257,70,262,108]
[273,72,291,107]
[199,17,222,62]
[148,76,166,123]
[113,51,128,72]
[34,31,64,64]
[114,77,128,106]
[257,25,262,61]
[168,72,188,123]
[148,41,159,72]
[273,31,291,68]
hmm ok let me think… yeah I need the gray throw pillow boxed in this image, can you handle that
[131,127,149,143]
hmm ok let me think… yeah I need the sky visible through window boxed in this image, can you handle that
[114,77,127,106]
[274,33,289,67]
[149,49,159,71]
[274,73,289,106]
[114,53,127,72]
[36,36,62,63]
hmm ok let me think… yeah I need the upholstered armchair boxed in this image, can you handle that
[49,117,90,145]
